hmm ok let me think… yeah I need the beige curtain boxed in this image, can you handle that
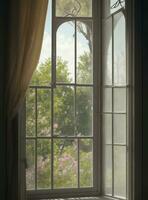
[6,0,48,118]
[5,0,48,199]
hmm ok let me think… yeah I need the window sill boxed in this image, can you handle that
[42,197,123,200]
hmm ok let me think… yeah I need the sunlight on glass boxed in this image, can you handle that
[102,114,112,145]
[80,139,93,187]
[76,87,93,136]
[114,12,126,86]
[77,21,93,84]
[37,89,51,136]
[37,139,51,189]
[54,86,75,136]
[113,88,126,113]
[102,18,112,85]
[114,146,126,198]
[26,89,35,137]
[114,114,126,144]
[104,145,112,195]
[102,88,112,112]
[26,140,35,190]
[54,139,77,188]
[56,0,92,17]
[57,22,75,83]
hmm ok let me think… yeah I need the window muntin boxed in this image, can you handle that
[26,0,95,194]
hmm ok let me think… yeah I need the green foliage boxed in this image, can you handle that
[26,54,93,189]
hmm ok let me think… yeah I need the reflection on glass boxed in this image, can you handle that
[102,114,112,144]
[114,12,126,85]
[76,87,93,136]
[102,88,112,112]
[56,0,92,17]
[77,21,93,84]
[104,145,112,195]
[102,18,112,85]
[113,88,126,113]
[56,22,75,83]
[114,114,126,144]
[54,86,75,136]
[26,89,35,137]
[26,140,35,190]
[31,1,52,86]
[37,89,51,136]
[114,146,126,198]
[54,139,77,188]
[37,139,51,189]
[80,139,93,187]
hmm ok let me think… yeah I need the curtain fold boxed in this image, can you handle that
[5,0,48,199]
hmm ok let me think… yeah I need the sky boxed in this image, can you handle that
[38,0,90,81]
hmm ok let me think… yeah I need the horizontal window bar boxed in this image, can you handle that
[26,136,94,139]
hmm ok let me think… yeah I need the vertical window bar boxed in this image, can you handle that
[112,14,114,197]
[52,0,56,88]
[51,87,54,189]
[35,88,37,190]
[78,138,80,188]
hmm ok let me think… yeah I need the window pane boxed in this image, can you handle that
[54,86,75,136]
[56,21,75,83]
[76,87,93,136]
[102,88,112,112]
[37,139,51,189]
[37,89,51,136]
[77,20,93,84]
[114,146,126,198]
[110,0,125,14]
[26,89,35,137]
[114,12,126,86]
[54,139,77,188]
[113,88,126,113]
[31,1,52,86]
[102,114,112,144]
[80,139,93,187]
[104,145,112,195]
[102,18,112,85]
[26,140,35,190]
[114,114,126,144]
[56,0,92,17]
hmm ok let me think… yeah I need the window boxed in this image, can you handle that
[23,0,131,199]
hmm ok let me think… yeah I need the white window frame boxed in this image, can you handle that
[18,0,137,200]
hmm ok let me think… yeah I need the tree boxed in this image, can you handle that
[26,53,93,189]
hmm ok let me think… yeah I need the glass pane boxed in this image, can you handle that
[102,18,112,85]
[54,139,77,188]
[26,140,35,190]
[114,12,126,86]
[31,1,52,86]
[56,0,92,17]
[37,139,51,189]
[102,88,112,112]
[110,0,125,14]
[56,21,75,83]
[114,114,126,144]
[76,87,93,136]
[80,139,93,187]
[113,88,126,113]
[26,89,35,137]
[77,20,93,84]
[104,145,112,195]
[102,114,112,144]
[37,89,51,136]
[114,146,126,198]
[54,86,75,136]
